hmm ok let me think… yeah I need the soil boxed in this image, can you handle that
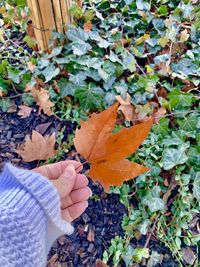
[0,102,178,267]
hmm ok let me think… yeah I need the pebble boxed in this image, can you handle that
[6,131,12,139]
[88,243,95,254]
[13,133,25,139]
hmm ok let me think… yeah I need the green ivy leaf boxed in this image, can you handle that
[40,64,60,82]
[152,118,170,136]
[48,46,63,59]
[74,83,104,110]
[23,35,37,48]
[58,78,77,97]
[147,197,165,212]
[7,68,21,84]
[132,248,149,263]
[72,41,92,55]
[168,89,195,109]
[162,148,188,170]
[0,98,12,112]
[66,26,89,42]
[177,114,199,133]
[193,172,200,202]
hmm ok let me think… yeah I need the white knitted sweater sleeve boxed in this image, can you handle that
[0,163,74,267]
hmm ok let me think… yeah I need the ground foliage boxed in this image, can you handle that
[0,0,200,266]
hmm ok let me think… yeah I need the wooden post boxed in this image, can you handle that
[27,0,72,51]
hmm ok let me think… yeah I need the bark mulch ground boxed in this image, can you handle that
[0,104,178,267]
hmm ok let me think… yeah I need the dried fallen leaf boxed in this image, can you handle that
[180,29,190,43]
[27,61,36,72]
[116,93,136,122]
[35,122,52,135]
[74,103,153,190]
[135,33,150,45]
[16,130,56,162]
[153,107,166,123]
[84,21,92,32]
[95,260,109,267]
[0,89,3,97]
[17,105,32,118]
[31,87,54,116]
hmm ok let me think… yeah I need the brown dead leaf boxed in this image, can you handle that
[35,122,52,135]
[153,107,166,123]
[31,87,54,116]
[156,62,171,75]
[0,89,3,97]
[84,21,92,32]
[27,61,36,72]
[25,83,34,92]
[7,104,17,113]
[157,87,168,99]
[115,93,136,122]
[95,260,109,267]
[16,130,56,162]
[74,103,153,191]
[17,105,32,118]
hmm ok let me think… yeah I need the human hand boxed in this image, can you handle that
[33,160,92,222]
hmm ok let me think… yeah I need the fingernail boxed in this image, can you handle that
[88,188,93,197]
[85,201,89,208]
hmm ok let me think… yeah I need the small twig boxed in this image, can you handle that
[131,110,200,123]
[166,42,173,70]
[144,216,159,248]
[136,61,146,76]
[1,92,30,99]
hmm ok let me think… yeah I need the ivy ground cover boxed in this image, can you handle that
[0,0,200,266]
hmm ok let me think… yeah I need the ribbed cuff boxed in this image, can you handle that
[0,164,74,252]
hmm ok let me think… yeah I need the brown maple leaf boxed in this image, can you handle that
[16,130,56,162]
[17,105,32,118]
[31,87,54,116]
[115,93,136,122]
[74,103,153,191]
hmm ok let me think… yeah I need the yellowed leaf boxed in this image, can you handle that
[158,36,169,47]
[0,7,6,14]
[135,33,150,45]
[180,29,190,42]
[16,130,56,162]
[17,105,32,118]
[0,29,5,43]
[31,87,54,116]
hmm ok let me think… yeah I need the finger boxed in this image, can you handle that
[61,201,88,222]
[73,174,89,190]
[33,160,82,180]
[61,187,92,209]
[51,164,76,198]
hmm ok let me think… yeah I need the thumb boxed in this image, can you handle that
[51,164,77,198]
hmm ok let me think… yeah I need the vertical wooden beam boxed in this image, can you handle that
[27,0,73,51]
